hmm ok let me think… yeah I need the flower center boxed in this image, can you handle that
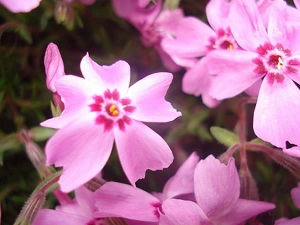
[208,28,238,50]
[89,89,136,131]
[253,42,300,84]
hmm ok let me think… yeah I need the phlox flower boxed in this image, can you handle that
[112,0,183,71]
[33,186,108,225]
[0,0,41,13]
[41,51,181,193]
[161,0,239,107]
[205,0,300,149]
[93,152,200,224]
[160,155,275,225]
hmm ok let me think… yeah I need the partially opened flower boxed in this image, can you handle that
[41,52,181,192]
[0,0,41,13]
[160,155,275,225]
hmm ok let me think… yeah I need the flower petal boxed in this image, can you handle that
[283,146,300,159]
[0,0,41,13]
[33,209,90,225]
[162,152,199,199]
[44,43,65,92]
[41,75,95,129]
[206,50,260,99]
[80,55,130,96]
[94,182,160,222]
[229,0,268,51]
[127,72,181,122]
[217,199,275,225]
[254,76,300,148]
[45,119,114,192]
[194,156,240,220]
[206,0,231,30]
[160,199,210,225]
[114,120,173,186]
[161,17,214,60]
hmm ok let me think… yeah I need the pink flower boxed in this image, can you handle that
[44,43,65,111]
[93,152,200,223]
[161,0,238,107]
[41,53,181,192]
[112,0,183,71]
[205,0,300,148]
[0,0,41,13]
[160,155,275,225]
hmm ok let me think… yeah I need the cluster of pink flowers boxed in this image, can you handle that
[33,153,275,224]
[113,0,300,157]
[10,0,300,224]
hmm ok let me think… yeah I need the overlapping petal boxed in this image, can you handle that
[217,199,275,225]
[41,75,95,129]
[254,77,300,148]
[162,152,199,199]
[160,199,210,225]
[33,209,90,225]
[127,72,181,122]
[206,0,231,30]
[45,119,114,192]
[114,120,173,186]
[206,50,260,99]
[229,0,268,51]
[194,156,240,220]
[94,182,161,222]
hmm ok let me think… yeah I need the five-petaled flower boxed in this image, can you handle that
[41,51,181,193]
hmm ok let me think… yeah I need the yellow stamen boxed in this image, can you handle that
[228,44,233,50]
[109,104,119,116]
[277,57,283,69]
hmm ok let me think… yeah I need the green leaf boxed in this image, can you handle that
[210,126,239,147]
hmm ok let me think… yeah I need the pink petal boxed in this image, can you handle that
[94,182,161,222]
[194,156,240,220]
[127,72,181,122]
[229,0,268,51]
[291,183,300,209]
[44,43,65,93]
[114,120,173,186]
[283,146,300,159]
[0,0,41,13]
[33,209,90,225]
[160,199,210,225]
[206,50,260,99]
[154,45,181,72]
[182,57,212,97]
[276,217,300,225]
[41,75,95,129]
[205,0,231,30]
[217,199,275,225]
[161,17,214,59]
[254,77,300,148]
[295,0,300,9]
[162,152,199,199]
[80,55,130,96]
[45,119,114,192]
[74,186,96,215]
